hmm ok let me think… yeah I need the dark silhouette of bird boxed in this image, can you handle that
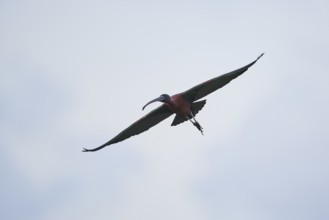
[83,53,264,152]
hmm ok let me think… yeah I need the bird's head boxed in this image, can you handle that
[142,94,171,110]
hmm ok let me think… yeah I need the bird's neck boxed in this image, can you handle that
[164,99,175,108]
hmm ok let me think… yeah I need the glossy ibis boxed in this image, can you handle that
[83,53,264,152]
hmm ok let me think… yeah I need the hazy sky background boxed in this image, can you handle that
[1,0,329,219]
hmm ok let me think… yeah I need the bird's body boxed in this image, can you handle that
[146,93,205,134]
[165,94,191,116]
[83,53,264,152]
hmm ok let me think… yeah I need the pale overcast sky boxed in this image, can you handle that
[1,0,329,220]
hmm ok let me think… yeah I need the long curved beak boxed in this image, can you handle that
[142,96,165,110]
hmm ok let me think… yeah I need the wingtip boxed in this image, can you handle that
[245,52,264,69]
[257,53,265,60]
[82,142,110,152]
[82,148,93,152]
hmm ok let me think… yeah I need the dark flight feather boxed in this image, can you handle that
[83,105,173,152]
[181,53,264,102]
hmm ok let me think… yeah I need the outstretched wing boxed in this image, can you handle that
[83,104,173,152]
[181,53,264,102]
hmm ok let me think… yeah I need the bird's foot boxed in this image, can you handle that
[193,121,204,135]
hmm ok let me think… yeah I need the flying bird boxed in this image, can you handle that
[83,53,264,152]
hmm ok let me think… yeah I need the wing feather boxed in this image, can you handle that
[181,53,264,102]
[83,104,173,152]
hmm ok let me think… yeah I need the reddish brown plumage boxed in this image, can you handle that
[165,94,192,117]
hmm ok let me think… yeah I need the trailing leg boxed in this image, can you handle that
[188,115,204,135]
